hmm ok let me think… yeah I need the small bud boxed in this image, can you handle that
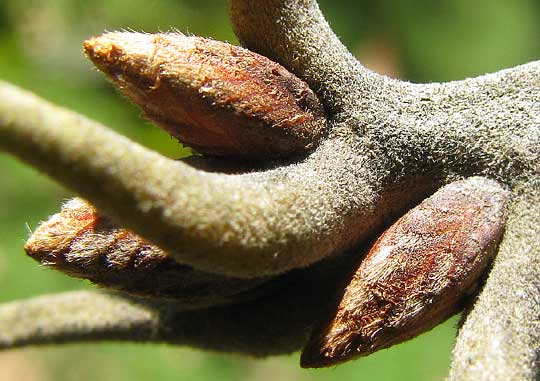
[301,177,509,368]
[25,198,268,307]
[83,32,327,159]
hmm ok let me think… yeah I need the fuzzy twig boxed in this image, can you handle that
[230,0,387,112]
[0,291,161,348]
[0,0,539,378]
[0,80,387,278]
[0,79,442,279]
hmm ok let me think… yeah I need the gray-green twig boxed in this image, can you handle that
[0,0,539,379]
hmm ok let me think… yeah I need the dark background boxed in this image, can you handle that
[0,1,538,380]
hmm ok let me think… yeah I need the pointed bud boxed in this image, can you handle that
[83,32,327,159]
[301,177,509,367]
[25,198,268,306]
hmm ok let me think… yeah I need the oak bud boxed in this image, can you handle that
[84,32,327,159]
[25,198,268,307]
[301,177,509,367]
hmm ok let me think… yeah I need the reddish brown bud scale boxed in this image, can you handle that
[25,199,268,307]
[83,32,327,159]
[301,177,509,368]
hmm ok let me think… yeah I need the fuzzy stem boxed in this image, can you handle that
[0,292,161,348]
[0,80,431,278]
[0,80,284,277]
[449,185,540,380]
[2,0,540,376]
[229,0,396,112]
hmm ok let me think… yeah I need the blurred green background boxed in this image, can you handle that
[0,1,538,380]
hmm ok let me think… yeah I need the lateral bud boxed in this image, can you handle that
[24,198,268,307]
[301,177,509,368]
[83,32,327,159]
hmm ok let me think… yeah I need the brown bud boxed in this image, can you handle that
[301,177,509,368]
[25,198,269,307]
[83,32,327,159]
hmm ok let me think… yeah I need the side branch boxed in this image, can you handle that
[449,184,540,380]
[0,292,161,348]
[0,81,427,278]
[229,0,397,112]
[0,81,297,277]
